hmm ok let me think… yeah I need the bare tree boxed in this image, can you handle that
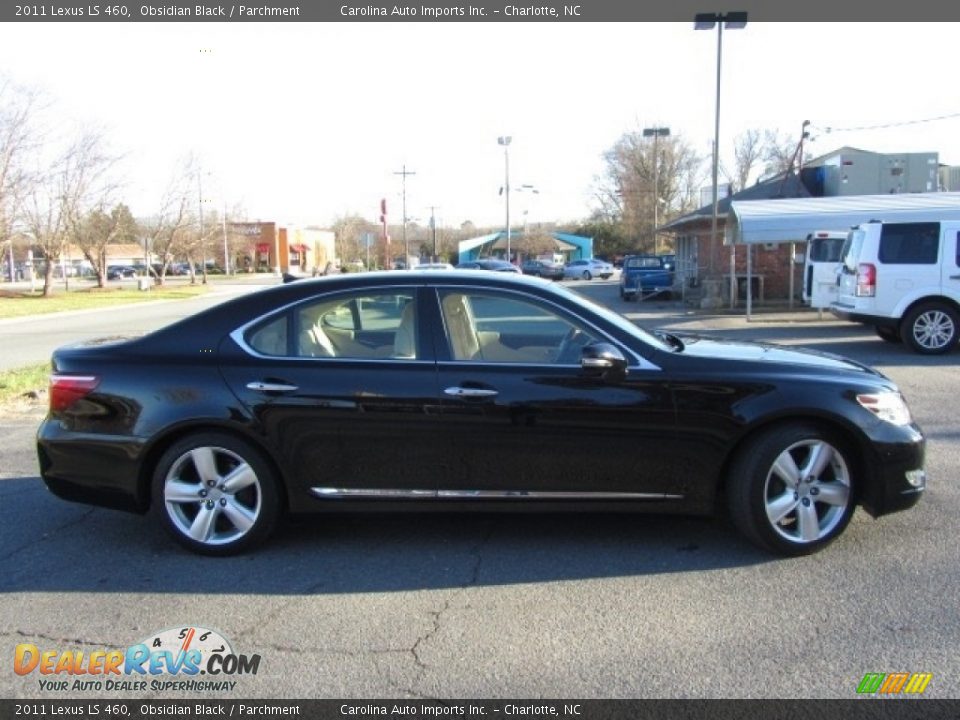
[75,203,137,287]
[594,129,705,254]
[142,156,199,285]
[23,130,115,295]
[0,77,41,282]
[762,129,799,178]
[723,129,765,193]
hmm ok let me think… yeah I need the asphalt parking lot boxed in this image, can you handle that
[2,279,958,700]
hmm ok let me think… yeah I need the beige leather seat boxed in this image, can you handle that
[392,301,417,359]
[441,293,481,361]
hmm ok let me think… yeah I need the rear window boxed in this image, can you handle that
[878,222,940,264]
[625,257,662,269]
[809,237,844,262]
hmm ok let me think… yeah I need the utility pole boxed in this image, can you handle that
[428,205,439,259]
[393,164,416,265]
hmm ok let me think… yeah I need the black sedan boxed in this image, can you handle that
[37,272,925,556]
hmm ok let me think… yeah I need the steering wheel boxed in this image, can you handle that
[555,327,585,364]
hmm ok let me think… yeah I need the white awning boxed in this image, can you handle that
[729,192,960,245]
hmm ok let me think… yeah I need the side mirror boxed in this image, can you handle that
[581,342,628,381]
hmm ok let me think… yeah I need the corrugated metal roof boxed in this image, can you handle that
[730,192,960,244]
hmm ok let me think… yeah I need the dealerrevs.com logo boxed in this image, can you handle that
[14,626,260,693]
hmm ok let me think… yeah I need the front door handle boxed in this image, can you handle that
[950,274,960,280]
[246,381,299,393]
[444,386,498,399]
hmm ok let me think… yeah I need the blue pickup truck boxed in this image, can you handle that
[619,254,676,300]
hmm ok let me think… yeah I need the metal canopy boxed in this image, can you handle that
[730,192,960,245]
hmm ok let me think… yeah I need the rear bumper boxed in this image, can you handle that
[37,420,148,514]
[829,303,899,330]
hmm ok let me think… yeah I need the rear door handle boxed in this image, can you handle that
[444,386,499,399]
[246,381,299,393]
[950,274,960,280]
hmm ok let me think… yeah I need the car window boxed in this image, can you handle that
[438,290,599,365]
[878,222,939,265]
[248,315,288,356]
[625,257,661,269]
[246,291,418,360]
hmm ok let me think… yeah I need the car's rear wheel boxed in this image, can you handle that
[727,424,856,556]
[152,432,281,555]
[582,270,592,280]
[900,302,958,354]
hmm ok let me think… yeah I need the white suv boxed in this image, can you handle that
[831,220,960,354]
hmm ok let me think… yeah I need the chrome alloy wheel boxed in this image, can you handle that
[763,439,851,544]
[911,309,956,351]
[163,445,263,546]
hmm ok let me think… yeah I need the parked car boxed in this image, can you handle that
[455,259,521,273]
[831,219,960,353]
[620,255,675,300]
[563,258,614,280]
[803,231,846,310]
[107,265,138,280]
[521,259,564,280]
[38,272,925,557]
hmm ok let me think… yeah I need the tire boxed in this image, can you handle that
[899,302,959,354]
[152,432,282,556]
[875,326,902,344]
[582,270,592,280]
[727,424,856,556]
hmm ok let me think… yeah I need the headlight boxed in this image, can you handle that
[856,392,912,426]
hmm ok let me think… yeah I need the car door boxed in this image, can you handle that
[218,286,444,502]
[429,285,679,499]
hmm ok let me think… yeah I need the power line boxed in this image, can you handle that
[816,111,960,134]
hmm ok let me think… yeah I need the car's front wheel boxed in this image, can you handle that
[727,424,856,556]
[581,270,592,280]
[152,432,282,555]
[900,302,958,354]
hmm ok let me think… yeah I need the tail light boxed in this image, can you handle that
[856,263,876,297]
[50,375,100,412]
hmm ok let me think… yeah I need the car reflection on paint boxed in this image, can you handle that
[37,271,925,556]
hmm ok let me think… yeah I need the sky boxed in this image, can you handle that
[2,22,959,231]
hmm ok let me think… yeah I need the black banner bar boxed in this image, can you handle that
[1,700,959,720]
[3,0,960,22]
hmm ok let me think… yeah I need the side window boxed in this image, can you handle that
[439,290,599,364]
[878,222,940,264]
[297,292,418,359]
[956,231,960,268]
[248,315,288,356]
[245,291,418,360]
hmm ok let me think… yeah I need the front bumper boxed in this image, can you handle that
[859,424,926,517]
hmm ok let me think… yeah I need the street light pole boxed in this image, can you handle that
[643,127,670,255]
[498,136,512,261]
[695,12,747,294]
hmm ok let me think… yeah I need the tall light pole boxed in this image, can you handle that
[695,11,747,281]
[393,164,416,265]
[498,136,512,261]
[643,127,670,255]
